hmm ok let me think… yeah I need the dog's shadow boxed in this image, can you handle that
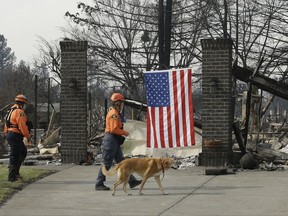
[125,186,199,196]
[127,184,248,196]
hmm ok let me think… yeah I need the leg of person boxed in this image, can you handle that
[16,142,27,179]
[95,134,115,191]
[114,143,142,189]
[8,165,18,182]
[95,150,114,190]
[7,133,20,182]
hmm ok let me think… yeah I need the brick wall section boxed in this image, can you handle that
[60,41,88,164]
[200,38,233,166]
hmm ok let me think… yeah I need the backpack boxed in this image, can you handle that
[5,107,18,128]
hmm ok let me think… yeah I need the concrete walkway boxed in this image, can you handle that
[0,164,288,216]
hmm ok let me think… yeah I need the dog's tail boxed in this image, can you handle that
[101,164,119,176]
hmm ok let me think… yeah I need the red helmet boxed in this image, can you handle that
[110,93,125,102]
[15,94,28,103]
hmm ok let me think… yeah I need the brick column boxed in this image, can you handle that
[60,40,88,164]
[200,38,233,166]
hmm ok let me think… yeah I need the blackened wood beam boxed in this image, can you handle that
[233,65,288,100]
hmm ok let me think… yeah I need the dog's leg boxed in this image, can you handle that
[138,177,149,195]
[155,176,168,195]
[113,179,124,196]
[138,163,157,195]
[122,178,132,196]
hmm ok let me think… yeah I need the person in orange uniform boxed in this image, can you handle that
[4,94,30,182]
[95,93,141,190]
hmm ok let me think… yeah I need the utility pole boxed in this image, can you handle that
[158,0,172,69]
[164,0,172,68]
[34,75,38,146]
[158,0,165,69]
[223,0,228,38]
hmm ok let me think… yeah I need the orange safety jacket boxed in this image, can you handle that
[4,104,30,138]
[105,107,127,136]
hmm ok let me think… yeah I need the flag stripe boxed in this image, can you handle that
[167,106,173,148]
[178,70,185,147]
[185,69,191,146]
[159,107,166,148]
[187,69,195,144]
[171,71,179,147]
[151,107,158,148]
[155,108,160,148]
[162,107,169,148]
[169,75,177,147]
[180,70,188,147]
[147,107,151,147]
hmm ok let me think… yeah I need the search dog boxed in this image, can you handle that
[102,157,174,196]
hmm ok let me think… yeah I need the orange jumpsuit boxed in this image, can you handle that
[4,104,30,182]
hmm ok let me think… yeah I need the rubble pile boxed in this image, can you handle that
[240,123,288,171]
[171,156,198,169]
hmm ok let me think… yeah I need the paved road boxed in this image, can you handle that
[0,164,288,216]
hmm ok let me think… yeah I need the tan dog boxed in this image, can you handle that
[102,157,173,196]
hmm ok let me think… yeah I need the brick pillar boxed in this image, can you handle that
[200,38,233,166]
[60,40,88,164]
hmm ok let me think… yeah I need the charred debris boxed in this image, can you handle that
[1,65,288,170]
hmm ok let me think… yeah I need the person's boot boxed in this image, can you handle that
[95,184,110,191]
[129,180,142,189]
[8,165,18,182]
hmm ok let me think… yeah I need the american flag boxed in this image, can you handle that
[144,68,195,148]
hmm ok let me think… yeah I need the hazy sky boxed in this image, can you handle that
[0,0,88,64]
